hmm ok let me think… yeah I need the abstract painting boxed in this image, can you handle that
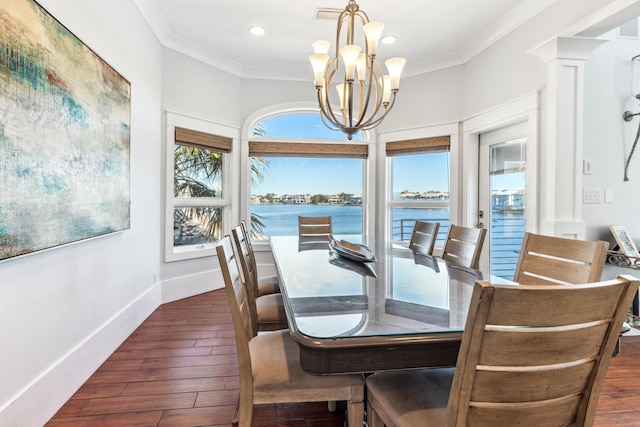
[0,0,131,261]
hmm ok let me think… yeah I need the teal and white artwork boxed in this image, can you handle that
[0,0,131,261]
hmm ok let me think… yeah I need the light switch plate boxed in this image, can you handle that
[605,189,613,203]
[583,188,603,204]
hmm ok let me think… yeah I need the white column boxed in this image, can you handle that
[529,36,607,239]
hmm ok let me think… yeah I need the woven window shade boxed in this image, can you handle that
[175,127,232,152]
[386,136,450,156]
[249,141,368,158]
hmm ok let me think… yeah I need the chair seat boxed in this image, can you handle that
[250,329,364,391]
[366,369,453,427]
[256,293,287,330]
[257,275,280,296]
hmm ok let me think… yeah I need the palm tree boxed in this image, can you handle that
[173,125,270,245]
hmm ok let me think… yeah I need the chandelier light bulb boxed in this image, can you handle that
[312,40,331,55]
[385,57,406,91]
[336,83,348,110]
[309,53,329,87]
[339,44,362,81]
[356,53,367,83]
[363,21,384,56]
[380,75,392,104]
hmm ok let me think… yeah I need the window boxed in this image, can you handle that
[387,136,451,245]
[248,113,368,238]
[165,113,233,261]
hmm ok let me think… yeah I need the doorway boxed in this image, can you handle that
[478,122,527,279]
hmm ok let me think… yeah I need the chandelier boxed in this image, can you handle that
[309,0,406,140]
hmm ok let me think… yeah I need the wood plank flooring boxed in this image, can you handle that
[46,289,640,426]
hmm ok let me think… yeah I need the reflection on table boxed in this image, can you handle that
[270,235,513,375]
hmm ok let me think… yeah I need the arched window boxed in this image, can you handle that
[248,113,367,238]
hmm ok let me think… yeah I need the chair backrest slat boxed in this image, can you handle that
[231,225,259,336]
[216,236,254,346]
[441,225,486,269]
[513,232,609,285]
[446,276,639,427]
[298,216,333,243]
[409,220,440,256]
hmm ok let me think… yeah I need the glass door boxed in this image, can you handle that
[478,123,527,279]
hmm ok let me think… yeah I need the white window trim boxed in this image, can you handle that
[240,103,376,248]
[164,111,238,262]
[378,123,459,245]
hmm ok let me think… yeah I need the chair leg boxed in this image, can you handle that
[366,399,384,427]
[347,399,365,427]
[613,336,621,357]
[232,395,240,424]
[235,389,253,427]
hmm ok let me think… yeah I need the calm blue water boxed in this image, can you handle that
[251,204,525,279]
[251,204,364,236]
[250,204,450,238]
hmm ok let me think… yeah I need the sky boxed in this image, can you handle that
[251,114,523,196]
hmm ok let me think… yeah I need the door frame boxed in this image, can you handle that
[479,121,528,277]
[459,92,539,272]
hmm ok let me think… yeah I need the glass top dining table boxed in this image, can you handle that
[270,235,514,375]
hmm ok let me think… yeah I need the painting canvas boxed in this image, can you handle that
[0,0,131,261]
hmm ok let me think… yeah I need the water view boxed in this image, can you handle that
[251,204,525,280]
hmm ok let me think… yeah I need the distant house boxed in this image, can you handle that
[400,189,419,199]
[492,189,525,212]
[250,195,261,204]
[349,195,362,205]
[328,194,341,204]
[283,194,309,204]
[272,195,283,203]
[419,191,449,200]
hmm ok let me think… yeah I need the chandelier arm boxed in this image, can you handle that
[357,58,385,128]
[358,55,380,126]
[321,64,345,128]
[320,91,342,130]
[317,89,340,130]
[359,92,398,131]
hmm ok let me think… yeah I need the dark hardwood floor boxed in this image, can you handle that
[46,289,640,426]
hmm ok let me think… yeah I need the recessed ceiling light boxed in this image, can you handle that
[250,26,265,36]
[381,35,397,45]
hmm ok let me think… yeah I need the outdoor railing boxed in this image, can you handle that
[393,212,525,280]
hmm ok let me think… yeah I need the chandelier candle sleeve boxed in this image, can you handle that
[309,0,406,140]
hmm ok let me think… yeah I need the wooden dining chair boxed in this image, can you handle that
[231,225,287,333]
[239,220,279,296]
[513,232,609,285]
[298,215,333,243]
[216,236,365,427]
[366,275,640,427]
[408,220,440,256]
[441,224,487,269]
[510,232,633,355]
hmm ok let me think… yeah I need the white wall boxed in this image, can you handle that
[160,49,243,302]
[583,29,640,246]
[0,1,163,425]
[3,0,640,425]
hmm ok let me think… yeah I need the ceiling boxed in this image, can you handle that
[132,0,559,81]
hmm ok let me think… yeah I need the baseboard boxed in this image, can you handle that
[0,284,161,427]
[161,268,224,304]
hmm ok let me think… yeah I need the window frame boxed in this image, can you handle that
[388,153,451,246]
[164,111,237,262]
[241,109,375,245]
[379,127,458,247]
